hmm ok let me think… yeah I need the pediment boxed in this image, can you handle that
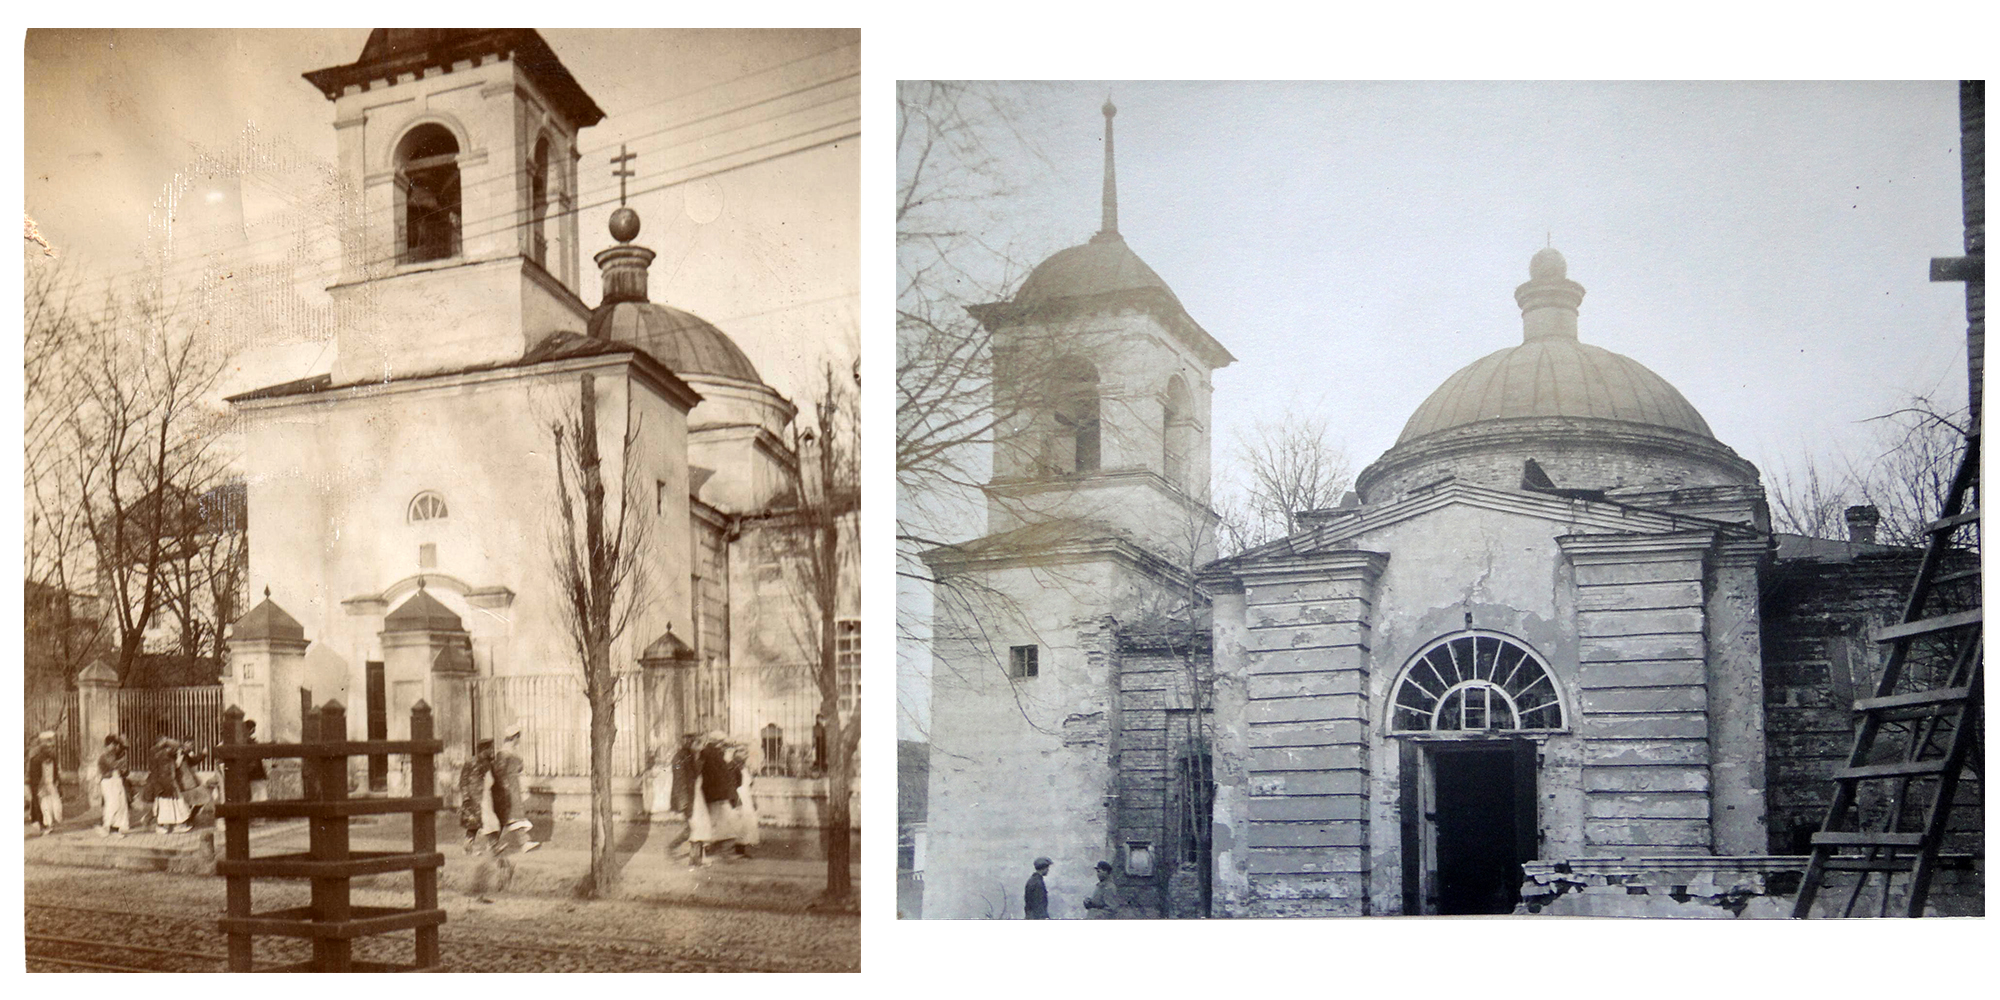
[1215,482,1745,571]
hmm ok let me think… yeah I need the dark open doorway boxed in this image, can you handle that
[1405,740,1537,915]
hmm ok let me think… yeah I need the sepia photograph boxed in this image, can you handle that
[896,80,1981,920]
[24,28,859,971]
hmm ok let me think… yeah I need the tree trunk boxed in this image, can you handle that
[586,653,617,897]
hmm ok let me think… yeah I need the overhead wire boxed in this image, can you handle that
[45,45,859,304]
[51,119,860,338]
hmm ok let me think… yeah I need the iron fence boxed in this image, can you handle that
[26,691,82,772]
[116,686,224,762]
[471,674,645,778]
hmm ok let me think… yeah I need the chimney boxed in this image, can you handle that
[1845,505,1880,545]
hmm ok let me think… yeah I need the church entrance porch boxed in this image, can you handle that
[1404,739,1538,915]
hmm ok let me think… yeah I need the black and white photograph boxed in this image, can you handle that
[897,80,1981,920]
[23,28,859,971]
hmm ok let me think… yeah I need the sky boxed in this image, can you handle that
[897,80,1972,741]
[941,81,1968,493]
[23,28,861,407]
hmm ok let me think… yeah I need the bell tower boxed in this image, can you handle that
[967,100,1235,566]
[304,29,606,383]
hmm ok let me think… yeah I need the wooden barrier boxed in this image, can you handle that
[214,699,445,972]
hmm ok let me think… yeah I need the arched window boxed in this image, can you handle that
[1163,374,1191,487]
[528,136,551,267]
[1047,356,1101,475]
[407,491,449,524]
[1391,633,1564,733]
[395,124,461,264]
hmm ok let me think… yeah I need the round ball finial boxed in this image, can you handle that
[609,206,642,243]
[1529,246,1567,280]
[1103,98,1117,118]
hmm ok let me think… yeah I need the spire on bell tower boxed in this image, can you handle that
[1093,98,1120,243]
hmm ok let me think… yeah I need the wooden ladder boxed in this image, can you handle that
[1793,432,1983,918]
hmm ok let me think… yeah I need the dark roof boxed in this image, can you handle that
[383,586,465,634]
[588,300,765,384]
[1772,532,1914,563]
[234,595,305,644]
[302,29,605,128]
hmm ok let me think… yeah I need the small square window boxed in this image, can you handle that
[1009,645,1038,679]
[657,480,667,515]
[419,543,437,569]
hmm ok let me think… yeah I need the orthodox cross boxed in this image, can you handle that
[611,144,638,205]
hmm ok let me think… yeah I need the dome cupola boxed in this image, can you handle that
[1355,248,1757,503]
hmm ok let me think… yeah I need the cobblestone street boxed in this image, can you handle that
[26,864,859,972]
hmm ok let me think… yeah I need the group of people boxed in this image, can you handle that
[662,732,759,867]
[457,723,539,903]
[25,727,221,838]
[1024,857,1122,919]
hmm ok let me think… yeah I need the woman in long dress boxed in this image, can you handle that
[148,737,190,834]
[97,735,130,837]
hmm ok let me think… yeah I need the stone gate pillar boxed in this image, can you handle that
[226,590,311,746]
[379,582,474,793]
[76,660,120,762]
[640,628,699,769]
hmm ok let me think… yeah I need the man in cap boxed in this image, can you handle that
[1025,857,1053,919]
[1083,860,1122,918]
[27,731,63,834]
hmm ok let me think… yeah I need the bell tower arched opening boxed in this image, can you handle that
[394,124,462,265]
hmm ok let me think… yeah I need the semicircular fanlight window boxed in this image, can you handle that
[1391,633,1563,733]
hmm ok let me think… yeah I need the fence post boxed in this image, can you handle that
[75,661,119,773]
[410,701,439,966]
[221,705,253,971]
[308,700,351,973]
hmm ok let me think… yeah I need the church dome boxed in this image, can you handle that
[1397,339,1714,444]
[587,300,764,384]
[1013,235,1182,307]
[1356,248,1756,503]
[586,209,766,386]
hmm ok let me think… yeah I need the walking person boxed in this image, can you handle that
[492,723,538,851]
[1083,860,1122,919]
[666,733,699,858]
[97,735,131,837]
[698,734,738,861]
[1025,857,1053,919]
[27,731,64,835]
[242,720,270,803]
[148,736,191,834]
[727,743,759,858]
[458,738,495,852]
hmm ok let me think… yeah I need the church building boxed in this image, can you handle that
[919,104,1979,918]
[222,30,856,826]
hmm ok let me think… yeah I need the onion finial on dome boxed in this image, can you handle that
[1529,246,1567,280]
[609,206,641,244]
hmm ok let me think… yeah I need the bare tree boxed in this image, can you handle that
[760,361,862,905]
[1217,412,1353,555]
[1765,397,1973,549]
[548,373,651,898]
[32,278,230,684]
